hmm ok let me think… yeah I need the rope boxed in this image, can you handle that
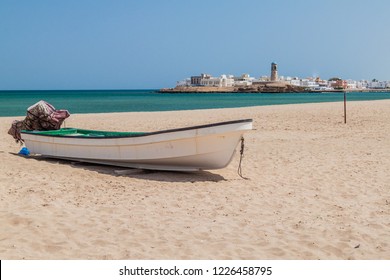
[237,136,249,180]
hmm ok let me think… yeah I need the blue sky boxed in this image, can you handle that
[1,0,389,90]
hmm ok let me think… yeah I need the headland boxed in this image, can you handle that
[159,82,308,93]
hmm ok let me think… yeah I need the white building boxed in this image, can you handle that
[200,75,234,87]
[176,78,191,87]
[258,75,270,82]
[300,79,319,89]
[357,80,368,89]
[289,78,301,87]
[233,74,254,86]
[368,80,390,89]
[346,79,357,89]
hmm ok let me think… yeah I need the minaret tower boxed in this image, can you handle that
[270,62,278,81]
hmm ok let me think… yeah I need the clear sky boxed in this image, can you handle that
[1,0,389,90]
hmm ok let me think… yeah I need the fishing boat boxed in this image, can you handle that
[20,119,253,171]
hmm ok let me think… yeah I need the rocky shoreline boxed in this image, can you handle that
[159,82,309,93]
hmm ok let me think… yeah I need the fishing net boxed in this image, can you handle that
[8,100,70,143]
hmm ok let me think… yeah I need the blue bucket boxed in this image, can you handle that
[18,147,30,156]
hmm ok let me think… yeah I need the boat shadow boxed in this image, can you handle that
[15,154,227,183]
[111,168,226,183]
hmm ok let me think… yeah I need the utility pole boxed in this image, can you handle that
[344,91,347,124]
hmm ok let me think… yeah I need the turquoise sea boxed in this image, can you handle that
[0,90,389,117]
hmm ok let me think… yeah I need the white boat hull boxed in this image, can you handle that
[21,119,253,171]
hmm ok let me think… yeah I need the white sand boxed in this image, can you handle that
[0,100,389,259]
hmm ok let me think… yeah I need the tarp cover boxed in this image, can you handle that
[8,100,70,143]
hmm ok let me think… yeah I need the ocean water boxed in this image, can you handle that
[0,90,389,117]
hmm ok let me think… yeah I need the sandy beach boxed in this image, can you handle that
[0,100,389,260]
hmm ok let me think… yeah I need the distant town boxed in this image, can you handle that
[160,63,390,93]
